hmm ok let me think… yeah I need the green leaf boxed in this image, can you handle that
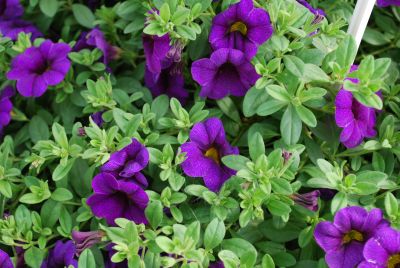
[303,64,330,82]
[145,200,164,229]
[204,218,226,250]
[256,98,286,116]
[39,0,58,17]
[261,254,275,268]
[271,178,293,195]
[248,132,265,161]
[78,249,96,268]
[221,155,250,171]
[385,192,398,216]
[298,226,314,248]
[52,158,75,181]
[336,35,357,70]
[29,116,49,143]
[176,25,196,40]
[216,97,241,123]
[24,247,45,268]
[222,238,257,268]
[267,199,291,217]
[295,105,317,127]
[159,3,171,22]
[0,180,12,198]
[156,236,175,252]
[283,55,305,77]
[266,85,291,103]
[331,192,347,214]
[72,4,95,28]
[353,92,383,110]
[280,105,302,145]
[51,188,73,202]
[52,123,69,149]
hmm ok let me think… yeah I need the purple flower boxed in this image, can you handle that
[291,190,320,211]
[72,230,104,255]
[191,48,259,100]
[359,227,400,268]
[0,0,23,20]
[142,33,171,75]
[0,249,13,268]
[144,63,188,104]
[180,117,239,192]
[101,138,149,188]
[209,0,273,59]
[7,40,71,97]
[74,28,117,66]
[0,86,14,135]
[209,261,224,268]
[297,0,326,17]
[377,0,400,7]
[0,19,42,41]
[41,240,78,268]
[86,172,149,225]
[90,111,104,127]
[314,206,388,268]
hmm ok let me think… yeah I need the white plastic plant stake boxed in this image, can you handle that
[347,0,376,50]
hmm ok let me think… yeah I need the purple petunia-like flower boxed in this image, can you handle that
[209,0,273,60]
[209,261,225,268]
[359,226,400,268]
[180,117,239,192]
[314,206,388,268]
[191,48,259,100]
[101,138,149,188]
[7,40,71,97]
[0,0,23,20]
[0,249,13,268]
[0,19,42,41]
[297,0,326,17]
[377,0,400,7]
[86,172,149,225]
[143,33,171,75]
[0,86,14,136]
[291,190,320,211]
[71,230,104,255]
[335,65,380,148]
[74,28,117,66]
[144,63,188,104]
[40,240,78,268]
[90,111,104,127]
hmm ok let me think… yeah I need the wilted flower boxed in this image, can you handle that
[166,41,183,63]
[0,0,23,20]
[191,48,259,100]
[142,33,171,75]
[86,172,149,225]
[101,138,149,188]
[144,63,188,104]
[40,240,78,268]
[7,40,71,97]
[209,0,273,59]
[74,28,117,66]
[180,117,239,192]
[0,86,14,136]
[0,249,13,268]
[0,19,42,41]
[359,226,400,267]
[291,190,320,211]
[314,206,388,268]
[71,230,105,255]
[377,0,400,7]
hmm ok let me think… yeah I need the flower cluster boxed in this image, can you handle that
[0,86,14,136]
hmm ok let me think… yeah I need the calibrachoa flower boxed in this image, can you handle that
[377,0,400,7]
[0,0,23,20]
[0,249,13,268]
[181,117,239,192]
[7,40,71,97]
[40,240,78,268]
[71,230,105,255]
[335,66,380,148]
[74,28,117,66]
[142,33,171,75]
[0,86,14,136]
[314,206,388,268]
[90,111,104,127]
[144,63,188,104]
[86,172,149,225]
[290,190,320,211]
[101,138,149,188]
[191,48,259,100]
[0,19,42,41]
[209,0,273,59]
[359,226,400,268]
[297,0,326,17]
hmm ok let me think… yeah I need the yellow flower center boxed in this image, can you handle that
[388,254,400,268]
[205,147,220,164]
[342,230,364,244]
[230,21,248,36]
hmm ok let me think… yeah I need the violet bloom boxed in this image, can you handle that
[0,19,42,41]
[191,48,259,100]
[144,63,188,104]
[297,0,326,17]
[90,111,104,127]
[377,0,400,7]
[74,28,117,66]
[41,240,77,268]
[7,40,71,97]
[359,226,400,268]
[291,190,320,211]
[0,249,13,268]
[209,261,224,268]
[0,0,23,20]
[101,138,149,188]
[209,0,273,59]
[142,33,171,75]
[180,117,239,192]
[86,172,149,225]
[0,86,14,135]
[314,206,388,268]
[72,230,104,255]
